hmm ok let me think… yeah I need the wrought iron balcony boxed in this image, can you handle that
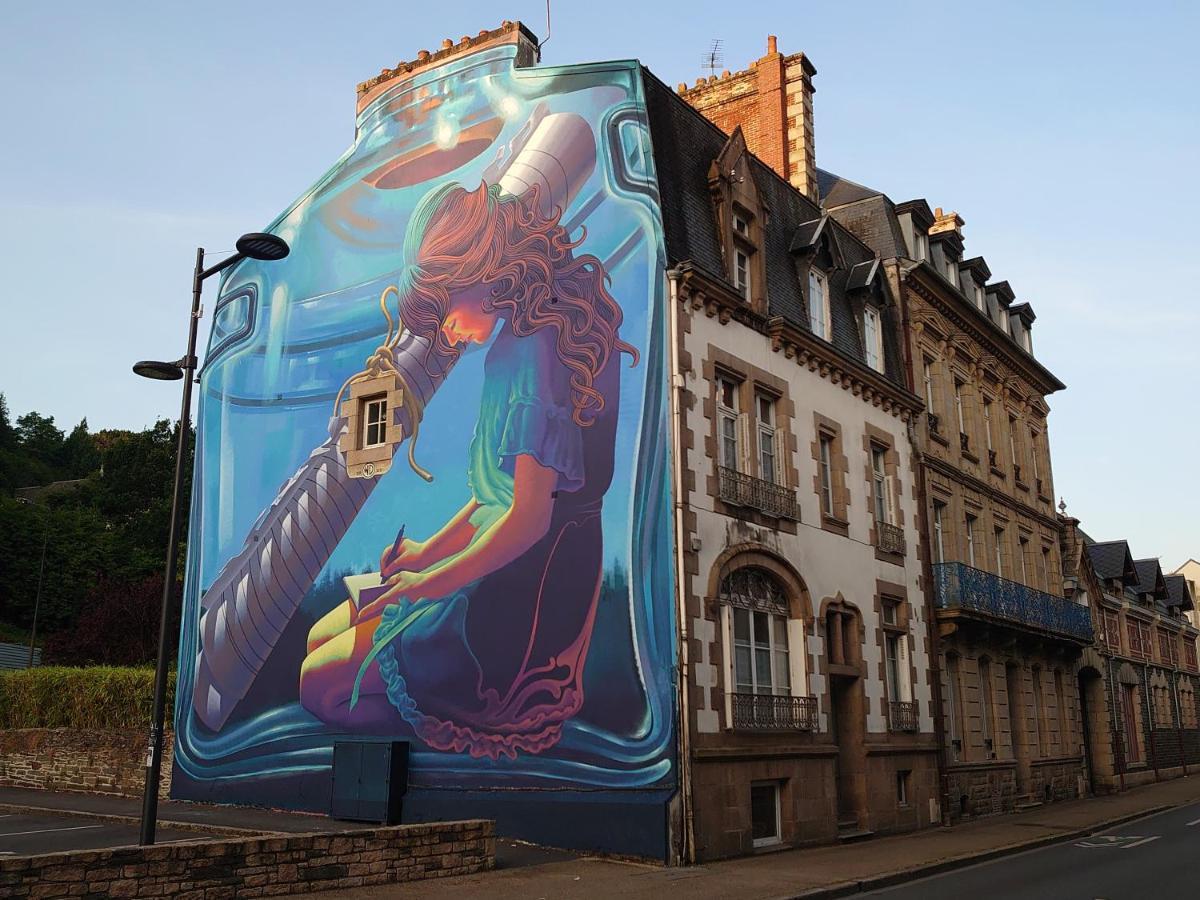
[988,448,999,468]
[932,562,1094,643]
[927,412,941,434]
[731,692,818,731]
[889,700,919,733]
[876,521,906,555]
[959,431,971,453]
[1013,463,1023,483]
[718,465,800,521]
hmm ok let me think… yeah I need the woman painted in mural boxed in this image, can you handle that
[299,180,638,760]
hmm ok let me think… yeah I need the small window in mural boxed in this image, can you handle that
[361,396,388,448]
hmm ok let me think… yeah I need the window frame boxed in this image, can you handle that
[808,268,831,341]
[863,305,884,373]
[360,395,389,449]
[717,375,741,471]
[750,781,782,848]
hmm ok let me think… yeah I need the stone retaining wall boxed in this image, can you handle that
[0,728,170,799]
[0,820,494,898]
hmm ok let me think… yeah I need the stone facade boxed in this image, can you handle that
[0,820,493,899]
[0,728,172,800]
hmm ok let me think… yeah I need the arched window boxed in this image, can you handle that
[720,566,811,730]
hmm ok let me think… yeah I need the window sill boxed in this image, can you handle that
[1037,492,1052,504]
[1014,479,1030,492]
[929,430,950,448]
[960,449,980,465]
[821,513,850,538]
[989,465,1007,479]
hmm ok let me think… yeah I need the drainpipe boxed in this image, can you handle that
[667,269,696,864]
[1145,672,1160,781]
[1171,660,1187,777]
[895,263,952,827]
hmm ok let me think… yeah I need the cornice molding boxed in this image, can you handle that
[674,265,922,421]
[924,454,1060,531]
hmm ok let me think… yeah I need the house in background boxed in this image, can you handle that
[1172,559,1200,628]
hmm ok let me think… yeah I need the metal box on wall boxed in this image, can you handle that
[331,741,409,824]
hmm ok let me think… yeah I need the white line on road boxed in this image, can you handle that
[1187,817,1200,827]
[0,824,103,838]
[1121,836,1160,849]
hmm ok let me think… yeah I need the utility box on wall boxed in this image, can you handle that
[331,741,409,825]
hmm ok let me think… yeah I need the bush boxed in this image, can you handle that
[0,666,175,730]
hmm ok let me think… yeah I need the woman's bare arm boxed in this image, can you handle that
[382,498,481,576]
[361,454,556,617]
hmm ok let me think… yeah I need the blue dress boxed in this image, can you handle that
[356,323,619,760]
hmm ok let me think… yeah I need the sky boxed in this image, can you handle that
[1,1,1196,568]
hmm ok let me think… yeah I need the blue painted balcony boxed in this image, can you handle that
[932,562,1094,644]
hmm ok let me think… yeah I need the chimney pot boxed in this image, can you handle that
[767,35,778,55]
[459,35,471,45]
[721,69,731,78]
[695,77,705,87]
[441,38,453,50]
[417,49,430,61]
[677,83,687,93]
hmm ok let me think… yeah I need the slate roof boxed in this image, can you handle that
[1087,540,1138,583]
[1166,574,1195,612]
[1132,558,1167,600]
[643,69,905,387]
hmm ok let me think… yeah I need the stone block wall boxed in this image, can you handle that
[0,728,171,799]
[946,762,1018,819]
[0,820,494,899]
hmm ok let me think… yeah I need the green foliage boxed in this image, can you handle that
[0,392,194,657]
[0,666,175,730]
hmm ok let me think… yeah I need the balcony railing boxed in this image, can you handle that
[889,700,919,733]
[1013,463,1023,483]
[932,561,1094,643]
[927,412,941,434]
[988,448,999,468]
[959,432,971,453]
[731,693,818,731]
[718,466,800,520]
[876,521,906,555]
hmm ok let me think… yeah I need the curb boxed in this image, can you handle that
[0,802,270,837]
[782,804,1174,899]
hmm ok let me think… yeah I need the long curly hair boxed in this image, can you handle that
[399,182,638,427]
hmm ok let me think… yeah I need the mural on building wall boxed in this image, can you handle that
[172,45,675,812]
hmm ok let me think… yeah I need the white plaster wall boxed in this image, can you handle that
[681,307,932,736]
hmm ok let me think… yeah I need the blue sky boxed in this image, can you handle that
[1,1,1196,568]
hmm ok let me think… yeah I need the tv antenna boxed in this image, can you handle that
[702,39,723,77]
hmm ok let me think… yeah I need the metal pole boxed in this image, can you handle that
[27,518,49,668]
[139,247,204,846]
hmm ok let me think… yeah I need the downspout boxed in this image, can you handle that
[895,262,952,827]
[1145,671,1160,781]
[1171,651,1187,777]
[667,268,696,864]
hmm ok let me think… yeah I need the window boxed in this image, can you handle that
[819,434,835,516]
[361,396,388,448]
[947,654,964,760]
[953,379,966,435]
[751,782,781,847]
[1032,668,1047,756]
[808,269,830,340]
[946,258,960,288]
[965,513,978,567]
[734,248,751,300]
[979,658,995,755]
[1041,546,1052,593]
[1030,429,1042,482]
[932,501,946,563]
[883,602,911,707]
[896,770,911,807]
[994,526,1006,577]
[983,398,994,451]
[733,606,791,697]
[1008,414,1020,475]
[757,393,779,484]
[922,357,935,410]
[718,376,741,470]
[1102,608,1121,653]
[913,230,928,262]
[1121,683,1141,763]
[871,446,895,526]
[1054,670,1067,751]
[973,283,985,311]
[1018,536,1031,585]
[863,306,884,373]
[734,212,750,237]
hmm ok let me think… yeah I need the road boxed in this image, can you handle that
[0,812,203,857]
[864,801,1200,900]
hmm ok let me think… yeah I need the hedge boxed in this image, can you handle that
[0,666,175,730]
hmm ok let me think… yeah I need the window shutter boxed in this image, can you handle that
[773,428,789,487]
[737,412,752,474]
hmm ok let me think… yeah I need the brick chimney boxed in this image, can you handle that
[929,207,964,237]
[677,35,818,201]
[355,20,540,117]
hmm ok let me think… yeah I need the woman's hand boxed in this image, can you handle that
[355,570,428,623]
[380,538,428,579]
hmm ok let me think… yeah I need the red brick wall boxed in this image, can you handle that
[0,728,171,800]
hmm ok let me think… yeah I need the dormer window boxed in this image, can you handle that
[946,259,960,288]
[914,231,928,262]
[734,212,750,237]
[734,248,751,300]
[973,283,985,311]
[863,305,884,373]
[808,269,831,341]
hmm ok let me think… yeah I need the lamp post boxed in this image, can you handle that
[133,232,289,846]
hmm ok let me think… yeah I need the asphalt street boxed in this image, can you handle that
[864,801,1200,900]
[0,812,204,857]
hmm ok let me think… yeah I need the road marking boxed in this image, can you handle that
[1187,817,1200,827]
[0,824,103,838]
[1122,836,1160,849]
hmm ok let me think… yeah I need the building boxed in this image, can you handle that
[1171,559,1200,628]
[1075,534,1200,786]
[681,36,1096,821]
[652,62,940,856]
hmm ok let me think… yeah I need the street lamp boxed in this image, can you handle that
[133,232,289,846]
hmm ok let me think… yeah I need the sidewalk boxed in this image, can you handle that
[300,775,1200,900]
